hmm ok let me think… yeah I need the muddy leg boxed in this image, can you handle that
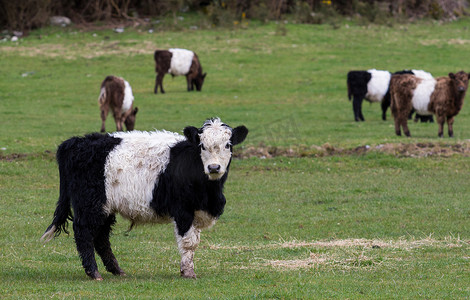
[174,224,200,279]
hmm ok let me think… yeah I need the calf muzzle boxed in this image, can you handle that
[208,164,221,174]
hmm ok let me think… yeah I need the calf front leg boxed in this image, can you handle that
[447,116,455,137]
[186,74,195,92]
[436,114,446,138]
[174,224,200,279]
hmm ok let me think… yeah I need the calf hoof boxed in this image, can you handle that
[110,268,126,276]
[181,269,197,279]
[87,270,103,281]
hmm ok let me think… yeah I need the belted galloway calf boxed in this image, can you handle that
[347,69,391,121]
[154,48,206,94]
[390,71,469,137]
[98,75,138,132]
[41,118,248,280]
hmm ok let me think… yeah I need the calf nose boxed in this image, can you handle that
[208,164,221,174]
[458,86,466,92]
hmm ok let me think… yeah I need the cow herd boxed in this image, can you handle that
[347,69,470,137]
[41,46,469,281]
[98,48,206,133]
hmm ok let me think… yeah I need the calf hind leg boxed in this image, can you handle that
[352,95,365,121]
[73,223,102,280]
[155,73,165,94]
[94,215,125,276]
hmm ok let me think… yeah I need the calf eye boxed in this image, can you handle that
[201,144,206,151]
[225,143,230,149]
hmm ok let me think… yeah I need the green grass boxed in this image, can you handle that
[1,16,470,298]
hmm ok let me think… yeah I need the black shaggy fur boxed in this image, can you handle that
[46,133,124,279]
[347,71,374,122]
[41,122,248,280]
[151,138,228,236]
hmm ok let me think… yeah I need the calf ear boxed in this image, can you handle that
[231,126,248,146]
[203,73,207,79]
[184,126,200,144]
[449,73,455,79]
[133,107,138,115]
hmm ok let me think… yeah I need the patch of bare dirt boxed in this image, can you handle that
[234,142,470,159]
[0,151,54,162]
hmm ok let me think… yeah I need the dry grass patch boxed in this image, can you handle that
[235,141,470,158]
[209,237,468,271]
[1,40,159,59]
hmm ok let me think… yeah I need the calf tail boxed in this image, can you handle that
[41,149,73,243]
[40,184,73,242]
[98,86,106,106]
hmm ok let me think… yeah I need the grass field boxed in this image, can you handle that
[1,15,470,298]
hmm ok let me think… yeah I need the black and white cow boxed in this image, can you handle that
[41,118,248,280]
[347,69,391,121]
[154,48,206,94]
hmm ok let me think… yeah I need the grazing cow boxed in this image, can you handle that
[390,71,469,137]
[154,48,206,94]
[347,69,391,121]
[41,118,248,280]
[98,76,138,132]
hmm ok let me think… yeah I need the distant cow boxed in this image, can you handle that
[347,69,391,121]
[383,70,435,123]
[154,48,206,94]
[390,71,469,137]
[41,118,248,280]
[98,76,138,132]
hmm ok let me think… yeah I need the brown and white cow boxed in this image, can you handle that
[98,76,138,132]
[390,71,469,137]
[154,48,206,94]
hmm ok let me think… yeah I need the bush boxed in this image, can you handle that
[0,0,468,31]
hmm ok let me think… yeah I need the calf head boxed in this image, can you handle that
[193,73,207,91]
[449,71,469,94]
[124,107,138,131]
[184,118,248,180]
